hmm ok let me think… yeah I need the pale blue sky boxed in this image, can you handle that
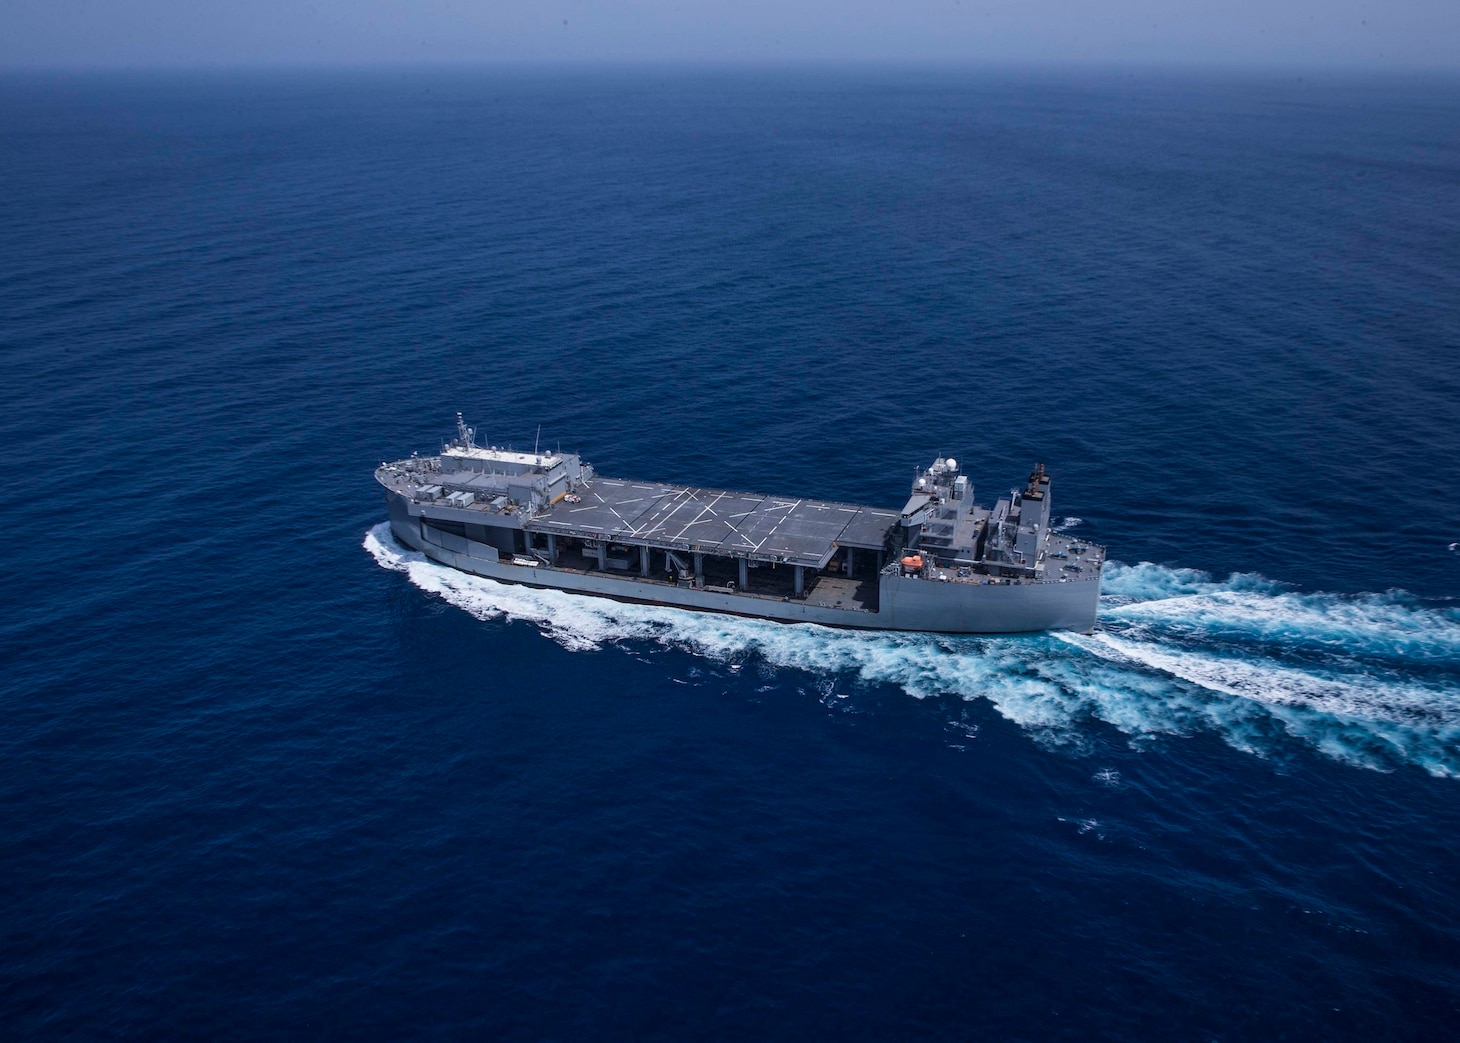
[3,0,1455,70]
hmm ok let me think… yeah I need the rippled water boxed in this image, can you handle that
[4,68,1458,1039]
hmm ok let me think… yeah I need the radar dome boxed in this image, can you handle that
[946,458,957,471]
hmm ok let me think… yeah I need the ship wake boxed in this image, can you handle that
[365,525,1460,778]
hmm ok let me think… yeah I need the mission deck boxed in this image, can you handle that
[526,477,898,567]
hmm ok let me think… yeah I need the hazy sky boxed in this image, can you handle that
[4,0,1456,70]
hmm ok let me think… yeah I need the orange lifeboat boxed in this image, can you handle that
[900,554,924,570]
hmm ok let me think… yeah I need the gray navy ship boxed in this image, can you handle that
[376,416,1104,634]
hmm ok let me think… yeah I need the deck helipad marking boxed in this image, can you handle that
[650,487,699,532]
[607,504,632,529]
[673,491,728,539]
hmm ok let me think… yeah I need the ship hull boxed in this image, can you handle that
[386,501,1099,635]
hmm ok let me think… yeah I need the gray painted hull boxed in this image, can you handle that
[387,497,1099,634]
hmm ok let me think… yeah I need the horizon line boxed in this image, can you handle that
[3,57,1459,77]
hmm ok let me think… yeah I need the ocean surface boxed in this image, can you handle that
[3,67,1459,1039]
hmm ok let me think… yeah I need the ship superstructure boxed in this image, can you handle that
[375,416,1103,633]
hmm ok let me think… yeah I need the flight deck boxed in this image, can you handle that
[526,477,898,568]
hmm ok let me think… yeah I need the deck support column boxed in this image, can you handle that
[640,544,650,577]
[693,552,703,585]
[596,541,607,571]
[794,565,805,597]
[522,531,533,556]
[547,534,557,565]
[738,558,749,589]
[846,548,855,577]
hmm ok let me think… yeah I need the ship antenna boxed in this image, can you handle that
[534,424,541,457]
[456,412,476,450]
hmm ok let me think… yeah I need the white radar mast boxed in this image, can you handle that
[456,412,476,450]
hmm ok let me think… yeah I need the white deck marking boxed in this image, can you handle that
[607,504,632,529]
[626,499,673,538]
[673,492,728,539]
[638,486,696,537]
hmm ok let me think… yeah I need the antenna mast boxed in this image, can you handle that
[455,412,475,450]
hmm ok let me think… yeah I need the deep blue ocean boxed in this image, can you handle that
[3,67,1458,1039]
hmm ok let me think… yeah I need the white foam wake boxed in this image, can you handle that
[365,527,1460,778]
[1101,584,1460,665]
